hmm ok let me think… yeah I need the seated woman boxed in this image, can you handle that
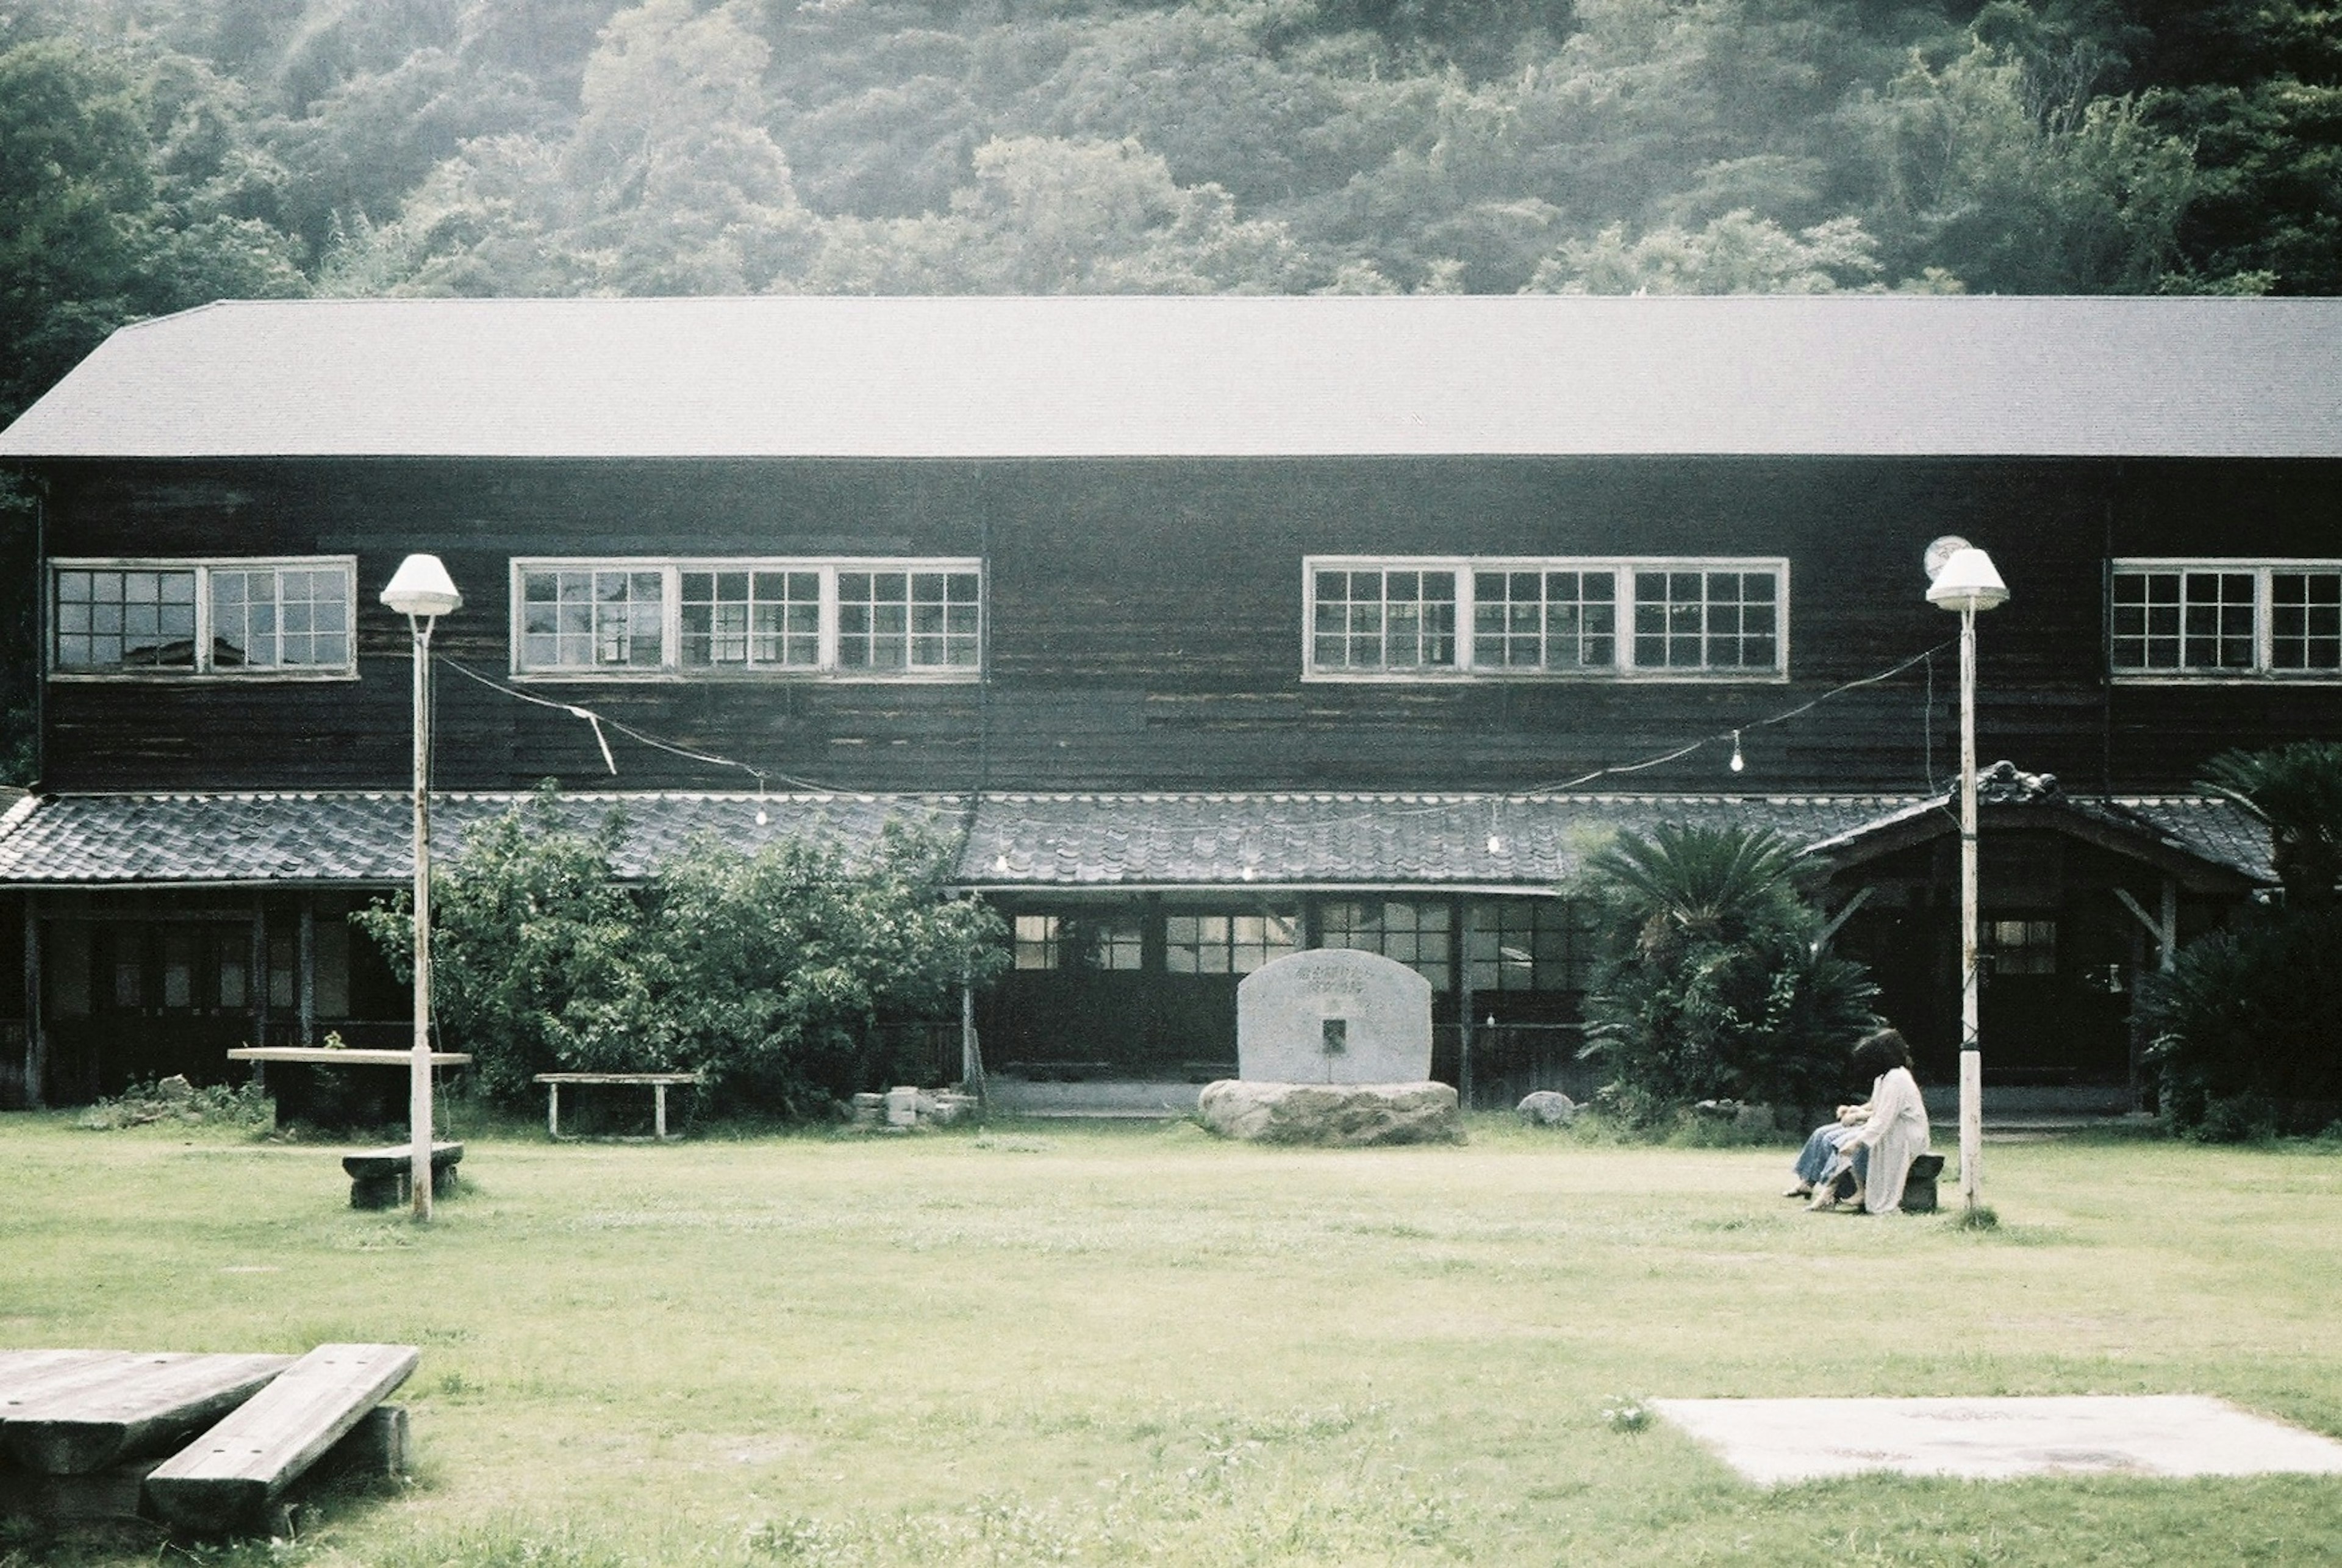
[1799,1028,1932,1213]
[1783,1104,1868,1198]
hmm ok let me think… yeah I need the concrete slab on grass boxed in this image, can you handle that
[1653,1396,2342,1484]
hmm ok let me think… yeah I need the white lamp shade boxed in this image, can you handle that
[380,553,463,618]
[1925,546,2008,613]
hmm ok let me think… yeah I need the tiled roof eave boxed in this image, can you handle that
[0,786,2274,892]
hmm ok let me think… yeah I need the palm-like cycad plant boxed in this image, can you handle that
[1579,823,1878,1126]
[2199,741,2342,908]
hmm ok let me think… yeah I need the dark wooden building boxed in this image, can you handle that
[1,295,2330,1108]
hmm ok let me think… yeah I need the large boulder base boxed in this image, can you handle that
[1197,1080,1464,1147]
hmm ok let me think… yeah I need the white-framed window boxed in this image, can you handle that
[1304,557,1786,680]
[50,557,357,678]
[2110,559,2342,679]
[512,557,983,679]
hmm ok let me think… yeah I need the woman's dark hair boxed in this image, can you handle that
[1850,1028,1915,1079]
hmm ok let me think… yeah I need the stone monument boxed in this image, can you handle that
[1198,948,1462,1145]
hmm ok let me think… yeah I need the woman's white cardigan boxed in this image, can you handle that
[1847,1066,1931,1212]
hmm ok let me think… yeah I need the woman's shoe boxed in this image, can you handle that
[1783,1181,1813,1198]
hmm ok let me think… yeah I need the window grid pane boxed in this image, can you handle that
[838,571,910,670]
[521,562,979,676]
[1319,900,1451,992]
[1314,570,1456,671]
[1633,570,1777,671]
[1465,899,1594,993]
[2111,571,2181,670]
[2112,565,2342,676]
[1472,570,1617,670]
[54,569,197,670]
[1984,918,2057,976]
[2180,572,2255,670]
[1166,912,1298,975]
[1013,915,1059,971]
[681,569,820,668]
[2272,573,2342,671]
[1092,918,1145,972]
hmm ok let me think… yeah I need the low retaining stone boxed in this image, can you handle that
[1196,1080,1464,1147]
[1516,1090,1578,1126]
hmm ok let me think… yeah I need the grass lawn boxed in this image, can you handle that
[4,1111,2342,1566]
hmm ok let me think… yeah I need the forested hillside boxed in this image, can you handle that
[3,0,2340,778]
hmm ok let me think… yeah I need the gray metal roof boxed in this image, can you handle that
[4,296,2340,460]
[0,788,2269,891]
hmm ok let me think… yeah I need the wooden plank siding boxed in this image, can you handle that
[31,455,2342,797]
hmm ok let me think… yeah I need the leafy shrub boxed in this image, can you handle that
[356,787,1008,1115]
[2141,907,2342,1139]
[75,1076,270,1132]
[2145,742,2342,1139]
[1577,823,1878,1126]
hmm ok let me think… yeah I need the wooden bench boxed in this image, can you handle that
[340,1143,462,1209]
[145,1343,418,1533]
[534,1072,704,1141]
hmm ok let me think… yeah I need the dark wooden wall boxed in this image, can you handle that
[30,455,2342,796]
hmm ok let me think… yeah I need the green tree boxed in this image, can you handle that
[806,136,1311,293]
[1578,823,1878,1125]
[649,823,1008,1111]
[353,792,667,1106]
[1524,209,1888,293]
[354,789,1009,1113]
[1842,43,2197,293]
[324,0,813,295]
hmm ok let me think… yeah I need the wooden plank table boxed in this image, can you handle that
[0,1353,292,1474]
[146,1343,418,1533]
[226,1048,473,1067]
[534,1072,704,1141]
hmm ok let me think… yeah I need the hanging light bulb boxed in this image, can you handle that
[1486,834,1503,854]
[754,778,768,827]
[1729,730,1745,773]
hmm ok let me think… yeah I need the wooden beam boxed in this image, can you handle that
[2160,878,2179,974]
[145,1343,418,1534]
[1813,886,1875,954]
[1,1353,291,1475]
[2113,884,2177,971]
[0,1350,125,1400]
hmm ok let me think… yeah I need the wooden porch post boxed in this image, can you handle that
[1455,898,1474,1111]
[298,904,316,1047]
[960,979,984,1101]
[249,907,268,1047]
[22,895,43,1111]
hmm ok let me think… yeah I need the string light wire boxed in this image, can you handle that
[435,640,1956,837]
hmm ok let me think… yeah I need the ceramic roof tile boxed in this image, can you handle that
[0,789,2271,891]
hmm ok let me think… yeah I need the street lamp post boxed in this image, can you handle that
[380,554,462,1222]
[1924,539,2008,1215]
